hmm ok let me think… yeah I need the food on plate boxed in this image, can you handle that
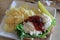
[4,1,56,39]
[16,1,56,39]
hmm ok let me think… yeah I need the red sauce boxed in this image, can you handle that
[24,16,45,31]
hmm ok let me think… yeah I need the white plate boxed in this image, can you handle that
[0,1,56,40]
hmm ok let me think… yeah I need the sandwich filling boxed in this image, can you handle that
[22,13,52,36]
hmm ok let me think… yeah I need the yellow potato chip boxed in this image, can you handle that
[14,15,24,24]
[4,24,16,32]
[5,16,15,24]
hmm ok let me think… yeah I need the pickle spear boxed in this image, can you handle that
[38,1,54,20]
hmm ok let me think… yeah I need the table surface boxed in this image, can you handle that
[0,0,60,40]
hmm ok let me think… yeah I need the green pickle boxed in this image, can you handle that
[38,1,55,20]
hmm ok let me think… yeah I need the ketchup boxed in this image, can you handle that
[24,16,45,31]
